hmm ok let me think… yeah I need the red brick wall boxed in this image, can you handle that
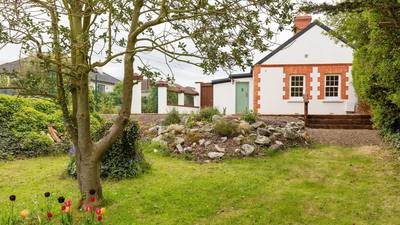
[317,65,349,100]
[252,65,261,113]
[282,65,313,100]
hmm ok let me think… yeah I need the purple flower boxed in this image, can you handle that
[69,145,76,155]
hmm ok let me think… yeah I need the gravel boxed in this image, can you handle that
[307,128,382,147]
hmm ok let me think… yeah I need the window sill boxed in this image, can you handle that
[323,100,344,103]
[287,100,304,103]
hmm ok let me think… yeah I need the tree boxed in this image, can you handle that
[0,0,293,207]
[302,0,400,148]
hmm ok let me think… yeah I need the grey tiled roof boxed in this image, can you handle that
[0,58,120,85]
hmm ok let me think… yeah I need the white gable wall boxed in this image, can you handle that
[257,24,357,115]
[262,25,353,65]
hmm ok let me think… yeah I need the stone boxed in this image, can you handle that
[221,137,228,142]
[199,139,206,146]
[189,128,200,133]
[204,140,212,147]
[168,124,185,133]
[241,144,255,156]
[208,152,224,159]
[176,144,184,153]
[212,115,222,123]
[255,135,271,145]
[239,121,251,131]
[152,135,163,142]
[251,121,266,129]
[270,141,283,151]
[184,147,192,152]
[148,125,160,133]
[284,129,298,140]
[233,136,243,145]
[201,125,214,133]
[257,127,270,136]
[158,127,168,135]
[175,137,185,145]
[191,142,197,147]
[214,144,225,152]
[234,148,241,153]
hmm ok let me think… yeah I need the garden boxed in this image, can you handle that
[1,95,400,224]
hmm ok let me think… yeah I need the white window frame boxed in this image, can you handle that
[324,74,340,100]
[289,75,305,101]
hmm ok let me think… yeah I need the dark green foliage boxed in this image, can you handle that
[167,91,178,105]
[67,120,150,179]
[240,110,258,124]
[0,94,102,159]
[0,95,60,159]
[142,87,158,113]
[196,107,220,122]
[305,0,400,149]
[213,120,238,137]
[162,108,181,126]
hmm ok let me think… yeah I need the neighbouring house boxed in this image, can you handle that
[0,58,120,94]
[198,15,357,115]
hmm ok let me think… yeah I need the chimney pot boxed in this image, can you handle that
[294,15,312,34]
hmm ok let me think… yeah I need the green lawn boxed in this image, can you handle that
[1,146,400,224]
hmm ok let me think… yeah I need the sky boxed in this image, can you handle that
[0,0,330,88]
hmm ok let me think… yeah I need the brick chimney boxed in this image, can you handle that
[294,15,312,34]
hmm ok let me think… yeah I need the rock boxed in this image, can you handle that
[148,125,160,133]
[234,148,241,153]
[152,135,163,142]
[233,135,243,145]
[212,115,222,123]
[241,144,255,156]
[158,127,168,135]
[255,135,271,145]
[191,142,197,147]
[257,127,270,136]
[239,121,251,132]
[221,137,228,143]
[184,147,192,152]
[251,121,266,129]
[269,141,284,150]
[201,125,214,132]
[204,140,212,147]
[168,124,185,133]
[189,128,200,133]
[214,144,225,152]
[199,139,206,146]
[175,137,185,145]
[284,129,298,140]
[176,144,184,153]
[208,152,224,159]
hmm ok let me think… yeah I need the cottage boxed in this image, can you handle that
[199,15,357,115]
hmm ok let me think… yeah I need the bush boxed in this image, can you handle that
[241,110,258,124]
[213,119,239,137]
[196,107,220,122]
[0,94,103,159]
[67,120,150,179]
[162,108,181,126]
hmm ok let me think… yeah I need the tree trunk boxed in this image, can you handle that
[77,151,103,208]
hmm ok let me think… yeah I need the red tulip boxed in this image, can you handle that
[61,205,66,211]
[66,199,72,206]
[97,215,102,221]
[47,212,53,218]
[89,196,95,202]
[95,208,101,215]
[86,205,93,212]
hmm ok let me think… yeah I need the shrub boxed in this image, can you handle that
[213,119,239,137]
[67,120,150,179]
[241,110,258,124]
[196,107,220,122]
[0,94,103,160]
[162,108,181,126]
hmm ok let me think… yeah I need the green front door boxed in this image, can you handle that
[235,82,249,114]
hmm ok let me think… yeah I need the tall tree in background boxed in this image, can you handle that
[0,0,292,206]
[303,0,400,148]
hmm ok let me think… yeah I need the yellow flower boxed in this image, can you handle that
[20,209,30,219]
[64,206,70,213]
[100,208,106,215]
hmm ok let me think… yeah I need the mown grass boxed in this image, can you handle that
[1,145,400,224]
